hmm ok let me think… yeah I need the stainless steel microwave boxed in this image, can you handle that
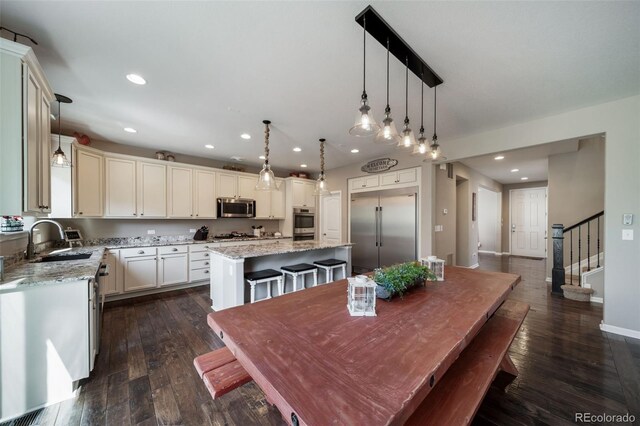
[217,198,255,218]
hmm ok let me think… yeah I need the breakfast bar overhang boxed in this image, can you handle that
[208,241,352,311]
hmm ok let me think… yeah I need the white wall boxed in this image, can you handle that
[478,188,500,253]
[437,95,640,337]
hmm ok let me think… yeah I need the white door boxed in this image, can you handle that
[217,172,238,198]
[168,166,193,218]
[158,253,189,286]
[304,182,316,208]
[237,175,256,199]
[292,181,306,206]
[320,192,342,244]
[270,181,286,218]
[510,187,547,257]
[138,162,166,218]
[105,157,137,217]
[123,256,157,292]
[193,169,216,218]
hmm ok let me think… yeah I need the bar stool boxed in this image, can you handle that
[314,258,347,284]
[280,263,318,292]
[244,269,283,303]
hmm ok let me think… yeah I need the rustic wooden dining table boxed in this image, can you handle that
[207,266,522,425]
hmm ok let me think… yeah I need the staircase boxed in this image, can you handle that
[551,211,604,302]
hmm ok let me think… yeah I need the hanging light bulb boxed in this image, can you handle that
[413,76,428,155]
[398,58,416,148]
[255,120,279,191]
[349,16,380,137]
[375,38,399,145]
[429,84,442,160]
[314,138,330,196]
[51,94,72,167]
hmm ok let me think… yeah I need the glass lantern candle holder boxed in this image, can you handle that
[421,256,445,281]
[347,276,377,316]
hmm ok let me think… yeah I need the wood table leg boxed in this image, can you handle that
[493,354,519,390]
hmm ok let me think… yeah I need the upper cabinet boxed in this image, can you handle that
[349,167,420,194]
[74,146,104,217]
[217,172,256,200]
[167,166,193,218]
[193,169,216,218]
[379,168,417,187]
[0,39,54,216]
[292,180,316,208]
[255,178,285,219]
[138,161,166,218]
[105,157,137,217]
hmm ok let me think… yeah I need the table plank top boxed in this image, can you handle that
[207,266,521,426]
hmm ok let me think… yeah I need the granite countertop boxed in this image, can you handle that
[0,246,106,293]
[209,240,353,260]
[84,235,292,249]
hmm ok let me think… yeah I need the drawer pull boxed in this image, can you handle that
[138,250,145,254]
[204,270,209,274]
[204,253,209,257]
[172,248,178,252]
[204,262,209,266]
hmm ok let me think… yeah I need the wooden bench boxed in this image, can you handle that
[405,299,530,426]
[193,347,252,399]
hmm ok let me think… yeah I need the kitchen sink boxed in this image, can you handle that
[35,252,93,263]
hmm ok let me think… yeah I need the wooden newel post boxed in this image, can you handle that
[551,224,565,297]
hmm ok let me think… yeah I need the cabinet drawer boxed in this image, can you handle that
[159,245,188,255]
[190,259,210,270]
[190,250,211,261]
[189,243,215,252]
[190,268,210,282]
[120,247,157,258]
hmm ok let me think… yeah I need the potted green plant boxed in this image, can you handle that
[373,261,436,300]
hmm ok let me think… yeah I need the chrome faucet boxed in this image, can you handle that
[26,219,65,259]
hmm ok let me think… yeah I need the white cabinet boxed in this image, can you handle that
[121,247,157,292]
[101,249,120,296]
[237,175,256,199]
[256,179,285,219]
[0,40,54,216]
[350,175,379,191]
[167,166,193,218]
[217,172,256,199]
[292,180,316,207]
[193,169,216,218]
[189,244,212,283]
[158,246,189,286]
[105,157,137,217]
[379,168,417,187]
[138,161,166,218]
[74,147,104,217]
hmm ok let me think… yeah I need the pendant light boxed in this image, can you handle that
[430,85,441,160]
[399,58,416,148]
[349,16,380,137]
[51,94,72,167]
[375,38,399,145]
[413,75,428,155]
[255,120,279,191]
[314,138,330,196]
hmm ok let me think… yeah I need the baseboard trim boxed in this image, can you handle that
[105,281,208,303]
[478,250,502,256]
[468,263,480,269]
[501,252,511,256]
[600,323,640,339]
[545,276,552,283]
[590,296,603,304]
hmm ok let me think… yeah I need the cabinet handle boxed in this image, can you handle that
[161,257,164,260]
[196,214,199,217]
[133,213,136,216]
[204,270,209,274]
[204,253,209,257]
[172,248,178,252]
[204,262,209,265]
[362,184,365,188]
[190,214,193,217]
[138,250,145,254]
[140,213,144,216]
[79,212,83,215]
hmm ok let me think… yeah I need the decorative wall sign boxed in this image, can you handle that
[361,158,398,173]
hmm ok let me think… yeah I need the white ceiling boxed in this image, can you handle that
[1,1,638,172]
[459,138,584,184]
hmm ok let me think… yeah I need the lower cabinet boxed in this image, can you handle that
[158,246,189,286]
[121,247,158,293]
[101,249,120,296]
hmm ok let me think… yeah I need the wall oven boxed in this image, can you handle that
[217,198,256,218]
[293,207,316,241]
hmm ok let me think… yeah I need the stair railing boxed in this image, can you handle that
[551,210,604,296]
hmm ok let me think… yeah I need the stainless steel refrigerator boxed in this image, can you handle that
[350,188,418,273]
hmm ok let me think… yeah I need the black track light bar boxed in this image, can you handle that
[355,6,443,88]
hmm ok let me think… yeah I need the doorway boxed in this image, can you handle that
[478,187,501,255]
[455,177,470,266]
[320,191,342,244]
[510,187,547,258]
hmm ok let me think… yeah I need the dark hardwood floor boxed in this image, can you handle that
[3,254,639,425]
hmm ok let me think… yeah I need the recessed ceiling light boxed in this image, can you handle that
[124,127,137,133]
[521,177,529,181]
[258,155,265,160]
[300,164,308,168]
[293,147,302,152]
[205,144,214,149]
[494,155,505,160]
[510,168,519,173]
[351,149,360,153]
[126,74,146,85]
[240,133,251,140]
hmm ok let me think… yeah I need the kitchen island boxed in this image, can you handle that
[209,240,352,311]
